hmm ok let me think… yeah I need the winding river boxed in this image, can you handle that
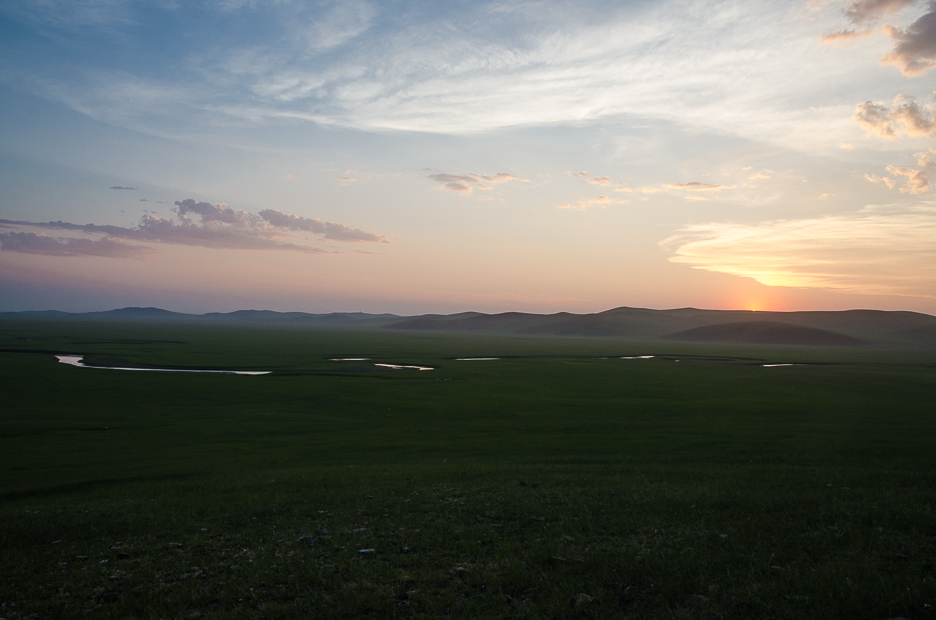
[55,355,270,375]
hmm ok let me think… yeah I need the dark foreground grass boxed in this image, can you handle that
[0,320,935,619]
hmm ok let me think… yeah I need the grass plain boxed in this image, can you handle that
[0,319,935,619]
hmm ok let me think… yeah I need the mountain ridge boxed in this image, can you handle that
[3,306,935,346]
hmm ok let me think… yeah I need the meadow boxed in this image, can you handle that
[1,319,934,619]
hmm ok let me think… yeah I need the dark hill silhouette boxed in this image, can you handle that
[660,321,865,346]
[3,305,935,346]
[386,306,936,343]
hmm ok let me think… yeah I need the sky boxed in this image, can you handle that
[1,0,936,315]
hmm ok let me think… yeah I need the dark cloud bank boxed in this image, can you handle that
[0,199,389,258]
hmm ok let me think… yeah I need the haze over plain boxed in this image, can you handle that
[2,0,935,315]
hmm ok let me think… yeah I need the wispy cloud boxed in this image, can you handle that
[0,198,388,257]
[0,231,152,258]
[663,182,733,192]
[306,0,375,52]
[820,28,877,43]
[557,195,618,210]
[661,204,936,296]
[581,175,631,191]
[428,171,528,194]
[4,1,844,145]
[110,185,137,190]
[258,208,388,242]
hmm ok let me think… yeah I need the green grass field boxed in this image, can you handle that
[1,320,935,619]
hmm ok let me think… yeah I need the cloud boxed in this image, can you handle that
[0,198,388,256]
[820,0,917,42]
[843,0,916,24]
[854,95,936,137]
[284,174,295,179]
[854,101,897,137]
[663,182,732,192]
[581,175,632,191]
[174,199,256,226]
[557,195,617,210]
[306,0,375,52]
[0,231,152,258]
[823,1,936,76]
[428,171,528,194]
[748,170,772,180]
[867,148,936,193]
[573,171,589,177]
[866,172,897,188]
[334,176,357,184]
[21,1,857,143]
[886,163,932,192]
[660,204,936,297]
[258,209,388,243]
[820,28,877,43]
[881,3,936,75]
[917,146,936,169]
[110,185,137,190]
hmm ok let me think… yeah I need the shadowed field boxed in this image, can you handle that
[1,320,934,618]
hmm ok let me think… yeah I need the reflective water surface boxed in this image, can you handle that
[55,355,270,375]
[373,363,434,371]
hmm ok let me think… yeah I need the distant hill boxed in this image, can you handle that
[385,306,936,344]
[660,321,865,346]
[0,307,400,327]
[3,305,935,346]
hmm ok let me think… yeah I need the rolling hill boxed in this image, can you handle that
[3,305,936,346]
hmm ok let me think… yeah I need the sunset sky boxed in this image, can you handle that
[2,0,936,315]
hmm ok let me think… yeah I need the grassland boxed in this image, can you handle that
[1,319,935,619]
